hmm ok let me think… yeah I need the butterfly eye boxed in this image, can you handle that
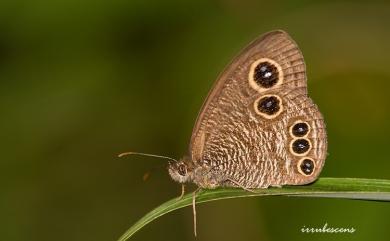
[298,158,315,176]
[291,138,311,155]
[291,122,310,137]
[177,164,187,176]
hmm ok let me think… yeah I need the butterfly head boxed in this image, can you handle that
[168,157,194,183]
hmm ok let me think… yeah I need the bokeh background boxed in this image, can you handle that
[1,1,390,241]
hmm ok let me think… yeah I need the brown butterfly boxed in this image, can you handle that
[120,30,327,236]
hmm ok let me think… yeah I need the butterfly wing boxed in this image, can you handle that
[189,30,327,188]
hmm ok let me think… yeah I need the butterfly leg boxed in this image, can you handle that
[177,184,186,200]
[192,187,201,237]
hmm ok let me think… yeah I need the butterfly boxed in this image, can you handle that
[120,30,327,236]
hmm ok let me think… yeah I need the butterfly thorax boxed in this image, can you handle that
[168,157,226,189]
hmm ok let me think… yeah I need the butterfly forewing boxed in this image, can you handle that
[189,30,327,188]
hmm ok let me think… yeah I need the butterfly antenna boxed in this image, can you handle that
[118,151,178,162]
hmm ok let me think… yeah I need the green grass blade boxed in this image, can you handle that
[117,177,390,241]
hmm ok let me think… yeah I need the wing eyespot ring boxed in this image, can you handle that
[289,138,312,156]
[289,120,311,138]
[248,58,284,92]
[253,94,283,119]
[297,158,315,176]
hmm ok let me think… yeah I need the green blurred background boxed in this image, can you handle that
[1,0,389,241]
